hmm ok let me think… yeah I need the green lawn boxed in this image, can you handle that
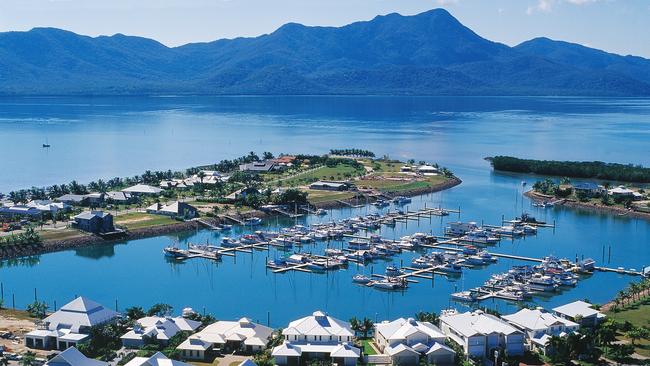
[360,338,377,355]
[306,190,356,203]
[359,175,448,193]
[283,164,364,187]
[40,229,88,241]
[114,212,176,230]
[607,299,650,356]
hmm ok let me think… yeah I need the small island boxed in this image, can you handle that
[0,150,460,259]
[487,156,650,219]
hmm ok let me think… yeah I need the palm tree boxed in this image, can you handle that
[361,317,374,338]
[19,351,36,366]
[349,317,360,336]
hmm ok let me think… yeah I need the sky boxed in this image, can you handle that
[0,0,648,58]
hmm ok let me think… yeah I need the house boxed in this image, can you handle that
[25,297,119,350]
[400,166,415,173]
[572,182,602,197]
[416,165,439,175]
[239,161,276,174]
[56,194,88,205]
[84,193,105,206]
[44,347,107,366]
[439,310,524,359]
[553,301,606,327]
[146,201,198,219]
[374,318,454,365]
[121,316,201,348]
[273,156,296,166]
[177,318,272,360]
[105,191,134,203]
[502,308,579,354]
[309,181,349,191]
[0,205,42,217]
[271,311,359,366]
[123,352,192,366]
[122,184,163,196]
[72,211,115,234]
[27,200,69,214]
[607,185,642,200]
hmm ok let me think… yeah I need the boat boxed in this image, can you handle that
[372,278,408,290]
[463,230,500,244]
[240,234,260,244]
[244,217,262,226]
[267,258,287,268]
[220,237,240,248]
[527,274,559,292]
[462,245,478,255]
[392,196,412,205]
[577,258,596,273]
[477,250,497,263]
[446,222,478,236]
[372,199,390,208]
[286,254,309,264]
[385,265,404,277]
[451,290,479,302]
[218,224,232,231]
[163,246,188,259]
[464,255,487,266]
[315,209,327,216]
[325,248,344,256]
[437,262,463,274]
[348,239,371,250]
[352,274,372,284]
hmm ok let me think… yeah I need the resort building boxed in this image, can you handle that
[309,181,350,191]
[56,194,88,205]
[0,205,42,217]
[571,182,602,197]
[439,310,525,359]
[272,310,359,366]
[121,316,201,348]
[177,317,272,360]
[416,165,439,175]
[374,318,455,366]
[502,308,579,354]
[123,352,192,366]
[25,297,119,350]
[27,200,70,214]
[146,201,198,219]
[122,184,163,196]
[239,161,276,173]
[105,191,134,203]
[552,301,606,327]
[72,211,115,234]
[44,347,107,366]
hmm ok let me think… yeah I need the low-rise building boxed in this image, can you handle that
[553,301,606,327]
[375,318,454,365]
[44,347,107,366]
[239,161,276,174]
[177,317,272,360]
[0,205,42,217]
[25,297,119,350]
[416,165,439,175]
[122,184,163,196]
[105,191,134,203]
[572,182,602,197]
[124,352,192,366]
[72,211,115,234]
[272,311,359,366]
[146,201,198,219]
[56,194,88,205]
[439,310,524,359]
[309,181,350,191]
[502,308,579,354]
[27,200,70,214]
[121,316,201,348]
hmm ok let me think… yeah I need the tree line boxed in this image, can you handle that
[489,156,650,183]
[329,149,375,158]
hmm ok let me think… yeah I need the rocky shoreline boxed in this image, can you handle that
[0,177,462,260]
[524,190,650,221]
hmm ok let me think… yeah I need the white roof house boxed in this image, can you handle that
[553,301,605,326]
[25,297,119,351]
[502,308,579,349]
[122,184,163,195]
[416,165,439,174]
[43,297,120,333]
[375,318,453,366]
[121,316,201,347]
[123,352,192,366]
[439,310,524,359]
[27,200,69,213]
[607,185,634,196]
[177,317,272,358]
[273,311,359,366]
[45,347,107,366]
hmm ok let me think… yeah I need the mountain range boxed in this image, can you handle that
[2,8,650,96]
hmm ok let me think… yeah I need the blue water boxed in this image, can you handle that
[0,96,649,326]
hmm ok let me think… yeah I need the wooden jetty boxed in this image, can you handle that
[222,215,244,225]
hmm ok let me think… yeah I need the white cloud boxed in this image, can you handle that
[526,0,600,14]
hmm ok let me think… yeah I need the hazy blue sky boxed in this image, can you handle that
[1,0,648,57]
